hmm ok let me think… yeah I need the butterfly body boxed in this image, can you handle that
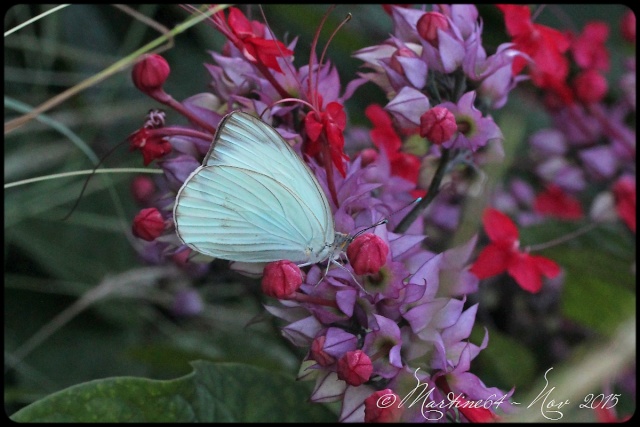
[174,111,345,265]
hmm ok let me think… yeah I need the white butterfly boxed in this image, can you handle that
[173,111,350,266]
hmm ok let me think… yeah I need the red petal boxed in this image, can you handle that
[459,403,499,423]
[534,185,583,220]
[469,244,510,279]
[325,122,345,150]
[497,4,533,37]
[530,255,561,279]
[304,112,324,141]
[482,208,519,244]
[507,252,542,293]
[227,7,253,38]
[325,102,346,129]
[390,153,420,184]
[365,104,393,129]
[370,127,402,153]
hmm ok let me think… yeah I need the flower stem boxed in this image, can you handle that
[526,221,599,252]
[394,148,451,233]
[287,292,339,308]
[151,90,218,135]
[153,126,213,141]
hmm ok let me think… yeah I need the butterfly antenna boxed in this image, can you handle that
[59,139,129,221]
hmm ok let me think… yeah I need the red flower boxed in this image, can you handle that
[304,101,349,176]
[612,175,636,233]
[621,9,636,44]
[336,350,373,386]
[310,336,335,367]
[132,54,170,95]
[470,208,560,293]
[364,389,404,423]
[533,184,583,220]
[347,233,389,276]
[132,207,165,241]
[497,5,572,103]
[128,128,172,166]
[417,12,449,47]
[572,69,608,104]
[225,7,293,73]
[366,104,423,195]
[420,106,457,145]
[261,260,304,299]
[130,175,156,205]
[570,21,610,72]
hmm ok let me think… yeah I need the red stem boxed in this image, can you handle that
[150,89,217,135]
[286,292,339,308]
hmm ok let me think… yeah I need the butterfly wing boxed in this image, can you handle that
[174,112,335,264]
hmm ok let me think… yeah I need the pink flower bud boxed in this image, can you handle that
[261,260,303,299]
[130,175,156,205]
[621,10,636,44]
[359,148,379,167]
[364,389,404,423]
[132,207,165,241]
[419,106,457,145]
[417,12,449,46]
[132,54,170,94]
[612,175,636,233]
[573,70,608,104]
[336,350,373,386]
[347,234,389,275]
[310,335,335,366]
[389,47,417,75]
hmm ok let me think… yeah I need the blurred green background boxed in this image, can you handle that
[4,5,635,421]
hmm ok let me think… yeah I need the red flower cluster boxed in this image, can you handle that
[304,101,349,177]
[129,128,172,166]
[470,208,560,293]
[498,5,612,106]
[498,4,571,102]
[218,7,293,73]
[366,104,422,194]
[533,184,584,220]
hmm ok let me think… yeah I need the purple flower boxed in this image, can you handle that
[158,154,200,192]
[361,315,403,378]
[171,289,204,317]
[579,145,618,180]
[530,128,568,157]
[385,87,431,129]
[439,91,503,151]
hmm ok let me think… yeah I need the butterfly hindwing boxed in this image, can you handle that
[174,112,335,264]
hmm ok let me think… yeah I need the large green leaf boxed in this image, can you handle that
[553,247,635,335]
[10,361,336,422]
[470,325,537,391]
[518,221,635,335]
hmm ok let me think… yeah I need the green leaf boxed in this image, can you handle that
[553,248,635,335]
[519,221,635,335]
[470,325,537,391]
[10,361,336,422]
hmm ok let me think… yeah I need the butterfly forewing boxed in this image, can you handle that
[174,112,336,264]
